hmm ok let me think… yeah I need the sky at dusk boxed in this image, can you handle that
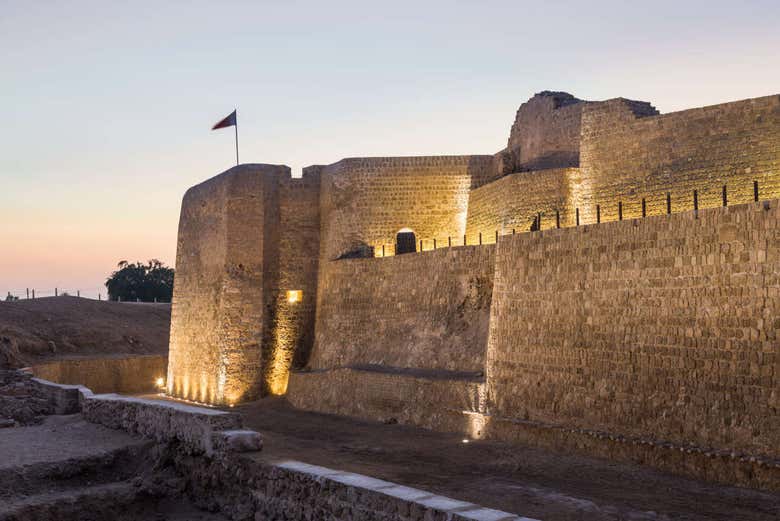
[2,0,779,298]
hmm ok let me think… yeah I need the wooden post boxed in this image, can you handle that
[77,290,80,297]
[537,212,542,230]
[464,234,467,246]
[479,232,482,245]
[722,184,727,207]
[596,205,601,224]
[693,189,699,212]
[512,228,515,235]
[754,180,759,202]
[382,244,385,257]
[556,210,560,229]
[448,236,452,247]
[495,230,498,243]
[55,288,58,297]
[433,238,437,249]
[576,208,580,226]
[618,201,623,221]
[642,198,646,217]
[419,239,423,252]
[666,192,671,214]
[32,289,35,299]
[98,293,101,301]
[26,288,29,299]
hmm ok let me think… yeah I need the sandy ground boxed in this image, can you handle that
[237,397,780,521]
[0,297,170,368]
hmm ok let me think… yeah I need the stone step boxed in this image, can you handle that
[0,481,140,521]
[0,439,153,500]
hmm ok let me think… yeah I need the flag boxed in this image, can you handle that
[212,110,237,130]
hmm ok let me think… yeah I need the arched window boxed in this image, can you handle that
[395,228,416,254]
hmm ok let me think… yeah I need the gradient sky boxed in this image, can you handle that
[2,0,779,298]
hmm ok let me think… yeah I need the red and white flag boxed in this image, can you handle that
[211,109,240,165]
[212,109,237,130]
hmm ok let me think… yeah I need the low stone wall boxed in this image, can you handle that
[31,355,167,394]
[177,454,533,521]
[24,373,259,456]
[287,367,486,436]
[81,394,245,454]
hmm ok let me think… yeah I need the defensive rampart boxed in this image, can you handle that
[485,200,779,458]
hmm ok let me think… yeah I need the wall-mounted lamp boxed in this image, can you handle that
[286,290,302,304]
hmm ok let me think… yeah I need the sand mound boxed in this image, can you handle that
[0,297,170,369]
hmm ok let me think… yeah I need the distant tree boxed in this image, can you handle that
[105,259,174,302]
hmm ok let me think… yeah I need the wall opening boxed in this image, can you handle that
[395,228,417,254]
[286,290,302,304]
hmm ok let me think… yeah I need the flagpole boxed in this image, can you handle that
[234,109,239,166]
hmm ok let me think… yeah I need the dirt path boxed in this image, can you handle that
[238,398,780,521]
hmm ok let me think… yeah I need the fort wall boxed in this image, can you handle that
[485,201,780,456]
[318,156,492,260]
[167,165,287,405]
[575,94,780,223]
[465,168,577,241]
[167,91,780,487]
[309,245,495,372]
[463,95,780,243]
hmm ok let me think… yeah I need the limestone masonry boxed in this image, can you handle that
[168,91,780,488]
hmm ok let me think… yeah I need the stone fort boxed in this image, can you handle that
[167,91,780,487]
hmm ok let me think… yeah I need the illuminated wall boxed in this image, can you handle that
[506,91,590,172]
[168,91,780,414]
[485,201,780,456]
[318,156,493,260]
[465,94,780,236]
[465,167,577,243]
[309,245,495,373]
[576,95,780,223]
[167,164,286,405]
[267,167,321,395]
